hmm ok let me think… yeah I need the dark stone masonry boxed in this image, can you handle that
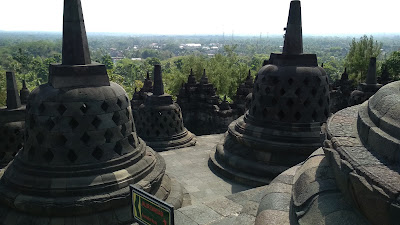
[135,64,196,151]
[0,0,186,224]
[210,0,329,186]
[0,72,26,169]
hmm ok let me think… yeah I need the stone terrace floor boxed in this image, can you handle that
[157,134,269,225]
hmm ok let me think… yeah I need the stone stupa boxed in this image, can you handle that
[349,57,382,106]
[0,72,25,170]
[135,65,196,151]
[210,0,330,186]
[0,1,186,224]
[256,77,400,225]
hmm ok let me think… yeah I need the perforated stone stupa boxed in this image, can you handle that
[0,1,185,224]
[0,72,25,169]
[135,65,196,151]
[210,0,330,186]
[256,81,400,225]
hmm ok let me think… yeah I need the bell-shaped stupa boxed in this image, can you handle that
[0,1,186,223]
[210,0,330,186]
[0,72,25,169]
[135,65,196,151]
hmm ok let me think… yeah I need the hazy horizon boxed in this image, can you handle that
[0,0,398,36]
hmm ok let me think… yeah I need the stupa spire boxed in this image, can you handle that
[62,0,91,65]
[366,57,377,84]
[153,64,164,95]
[6,71,21,109]
[282,0,303,55]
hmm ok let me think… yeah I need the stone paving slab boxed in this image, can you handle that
[159,134,252,206]
[158,134,270,225]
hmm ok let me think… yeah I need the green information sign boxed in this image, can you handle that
[130,185,174,225]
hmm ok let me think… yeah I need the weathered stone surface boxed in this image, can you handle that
[210,0,327,186]
[135,65,196,151]
[0,1,186,223]
[323,81,400,224]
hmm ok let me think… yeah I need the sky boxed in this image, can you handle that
[0,0,398,36]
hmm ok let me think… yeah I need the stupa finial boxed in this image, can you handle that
[282,0,303,55]
[5,71,21,109]
[62,0,91,65]
[153,64,164,95]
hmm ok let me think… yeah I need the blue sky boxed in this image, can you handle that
[0,0,398,36]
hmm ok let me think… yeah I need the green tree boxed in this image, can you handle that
[101,54,114,70]
[383,51,400,80]
[344,35,382,82]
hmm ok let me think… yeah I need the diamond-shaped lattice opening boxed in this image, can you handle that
[304,99,310,107]
[121,124,127,136]
[312,110,318,121]
[80,103,88,114]
[262,108,268,117]
[163,117,168,122]
[43,149,54,163]
[36,132,45,145]
[128,134,136,147]
[288,78,294,85]
[303,77,310,86]
[0,152,5,160]
[318,98,324,107]
[69,118,79,129]
[151,123,155,129]
[39,103,45,113]
[294,112,301,121]
[160,123,164,129]
[80,132,90,144]
[67,149,78,163]
[28,147,35,160]
[169,122,173,128]
[112,112,121,125]
[278,110,285,120]
[104,129,113,143]
[295,88,301,96]
[101,101,109,111]
[92,116,101,129]
[155,130,160,136]
[117,98,123,108]
[311,88,317,97]
[57,104,67,115]
[114,142,123,155]
[92,146,103,160]
[286,99,294,107]
[55,134,67,146]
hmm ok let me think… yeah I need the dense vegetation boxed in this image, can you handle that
[0,31,399,107]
